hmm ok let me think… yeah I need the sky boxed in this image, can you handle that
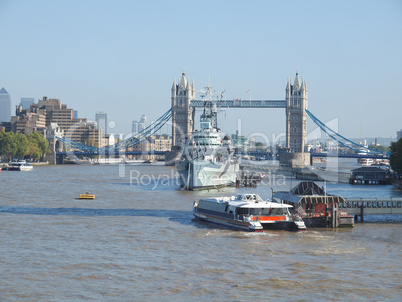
[0,0,401,143]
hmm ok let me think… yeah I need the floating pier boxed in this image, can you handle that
[273,181,354,228]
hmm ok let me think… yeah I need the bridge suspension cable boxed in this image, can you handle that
[306,109,382,154]
[56,108,172,152]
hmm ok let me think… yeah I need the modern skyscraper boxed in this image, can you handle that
[20,97,35,110]
[95,112,107,135]
[138,115,147,133]
[132,120,139,134]
[0,87,11,122]
[132,115,147,135]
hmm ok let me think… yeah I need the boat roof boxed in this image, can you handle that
[199,194,293,209]
[272,181,345,205]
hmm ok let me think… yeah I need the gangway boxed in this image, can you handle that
[340,198,402,221]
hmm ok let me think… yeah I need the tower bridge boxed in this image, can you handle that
[53,69,387,166]
[171,69,308,155]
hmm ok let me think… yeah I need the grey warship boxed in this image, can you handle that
[175,87,239,190]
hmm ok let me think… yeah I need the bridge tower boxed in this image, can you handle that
[171,70,195,148]
[286,69,308,152]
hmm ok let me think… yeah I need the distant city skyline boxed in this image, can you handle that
[132,115,147,135]
[0,1,401,139]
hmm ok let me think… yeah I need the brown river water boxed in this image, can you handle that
[0,162,401,301]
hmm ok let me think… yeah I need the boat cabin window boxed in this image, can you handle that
[236,208,248,215]
[270,208,289,215]
[236,194,259,201]
[200,122,211,129]
[248,208,270,215]
[246,207,289,215]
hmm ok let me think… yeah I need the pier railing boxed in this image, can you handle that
[339,198,402,216]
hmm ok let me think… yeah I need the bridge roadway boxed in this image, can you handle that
[310,152,390,159]
[56,151,167,156]
[190,99,286,108]
[55,150,390,159]
[340,198,402,219]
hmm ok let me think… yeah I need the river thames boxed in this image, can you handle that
[0,161,401,301]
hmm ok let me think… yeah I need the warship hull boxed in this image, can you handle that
[176,159,239,190]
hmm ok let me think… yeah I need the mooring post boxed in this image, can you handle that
[332,204,339,228]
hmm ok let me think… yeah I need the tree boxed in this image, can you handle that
[26,134,42,160]
[15,133,28,158]
[0,131,18,160]
[26,132,51,160]
[255,142,265,152]
[390,138,402,174]
[30,132,51,156]
[368,144,390,153]
[0,131,51,161]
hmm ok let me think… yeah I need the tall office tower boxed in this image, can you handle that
[95,112,107,134]
[20,97,35,110]
[132,115,147,135]
[138,115,147,133]
[0,87,11,122]
[132,120,139,134]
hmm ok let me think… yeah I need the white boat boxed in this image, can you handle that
[193,193,307,232]
[373,159,390,166]
[359,158,374,166]
[176,87,239,190]
[7,160,33,171]
[94,158,124,164]
[64,156,93,165]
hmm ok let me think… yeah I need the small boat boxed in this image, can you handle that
[359,158,374,166]
[7,160,33,171]
[79,193,95,200]
[64,156,93,165]
[193,193,307,232]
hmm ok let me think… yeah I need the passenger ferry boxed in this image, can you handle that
[7,160,33,171]
[193,193,307,232]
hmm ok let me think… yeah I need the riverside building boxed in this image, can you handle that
[11,97,102,147]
